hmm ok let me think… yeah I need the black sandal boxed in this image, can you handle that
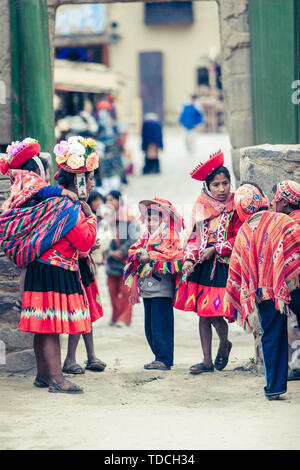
[189,363,214,374]
[48,381,84,394]
[266,395,281,401]
[214,341,232,371]
[85,358,107,372]
[33,376,49,388]
[62,363,85,375]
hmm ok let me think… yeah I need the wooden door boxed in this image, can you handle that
[139,51,164,123]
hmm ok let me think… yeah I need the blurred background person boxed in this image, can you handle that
[141,113,163,175]
[179,94,203,157]
[105,190,138,327]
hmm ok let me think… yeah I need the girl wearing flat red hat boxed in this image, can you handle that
[125,198,185,370]
[175,150,242,374]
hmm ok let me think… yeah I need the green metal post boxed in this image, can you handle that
[249,0,299,144]
[12,0,56,176]
[9,0,23,140]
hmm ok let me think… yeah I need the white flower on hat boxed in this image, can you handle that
[68,141,86,156]
[67,154,85,170]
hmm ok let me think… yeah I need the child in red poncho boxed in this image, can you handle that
[226,183,300,400]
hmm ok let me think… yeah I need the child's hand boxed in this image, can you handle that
[199,247,216,263]
[91,239,101,252]
[80,200,93,217]
[62,189,79,203]
[182,260,194,277]
[136,249,149,264]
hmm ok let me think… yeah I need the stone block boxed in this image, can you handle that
[0,327,33,353]
[240,144,300,201]
[224,47,250,76]
[0,255,21,278]
[231,148,241,181]
[225,75,252,113]
[0,292,21,325]
[228,115,253,149]
[0,349,36,374]
[220,0,248,20]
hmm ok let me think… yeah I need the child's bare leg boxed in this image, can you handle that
[83,328,106,371]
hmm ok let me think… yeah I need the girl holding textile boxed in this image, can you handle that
[175,151,241,374]
[125,198,185,370]
[225,183,300,400]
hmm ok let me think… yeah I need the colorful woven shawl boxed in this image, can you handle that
[124,225,184,286]
[225,211,300,328]
[0,197,80,268]
[1,170,47,210]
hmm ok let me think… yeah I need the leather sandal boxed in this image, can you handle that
[144,361,171,370]
[189,362,214,374]
[33,376,49,388]
[62,363,85,375]
[48,381,84,394]
[266,395,281,401]
[214,341,232,371]
[85,358,107,372]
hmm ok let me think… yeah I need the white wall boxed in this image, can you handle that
[107,1,220,125]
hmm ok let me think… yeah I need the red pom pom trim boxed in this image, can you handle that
[0,159,9,175]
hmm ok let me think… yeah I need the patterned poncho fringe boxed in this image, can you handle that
[225,211,300,329]
[0,197,80,268]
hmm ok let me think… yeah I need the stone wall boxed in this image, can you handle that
[240,144,300,202]
[0,169,35,374]
[217,0,252,181]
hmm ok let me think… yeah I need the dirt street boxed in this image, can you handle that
[0,129,299,450]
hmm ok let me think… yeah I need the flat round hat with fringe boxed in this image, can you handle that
[190,149,224,181]
[139,197,185,232]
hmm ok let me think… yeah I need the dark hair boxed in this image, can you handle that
[107,190,122,201]
[57,168,74,189]
[87,190,106,206]
[240,180,265,197]
[205,166,231,189]
[21,156,49,174]
[39,157,50,171]
[147,208,163,218]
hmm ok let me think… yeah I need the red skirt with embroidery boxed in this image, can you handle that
[79,258,103,322]
[174,257,230,318]
[19,260,91,334]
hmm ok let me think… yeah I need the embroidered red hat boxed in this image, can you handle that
[139,197,185,232]
[0,138,41,175]
[190,149,224,181]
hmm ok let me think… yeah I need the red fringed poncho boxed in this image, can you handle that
[225,211,300,328]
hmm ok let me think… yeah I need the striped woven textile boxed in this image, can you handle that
[0,197,80,268]
[225,210,300,327]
